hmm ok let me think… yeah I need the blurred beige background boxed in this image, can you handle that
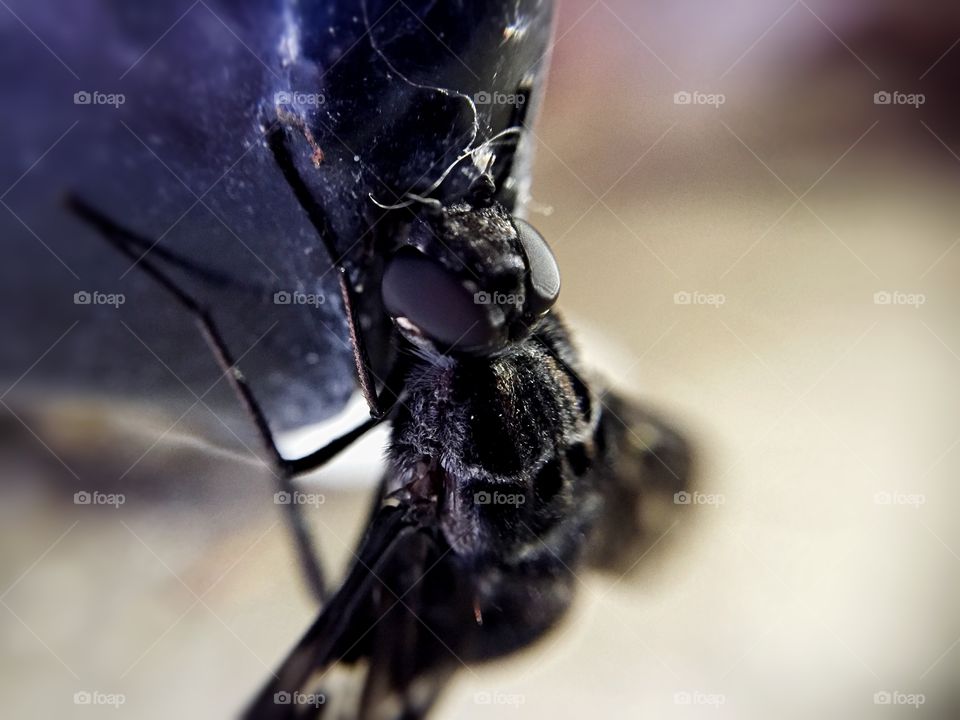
[3,1,960,718]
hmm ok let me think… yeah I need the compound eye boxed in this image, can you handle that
[513,218,560,315]
[381,247,498,350]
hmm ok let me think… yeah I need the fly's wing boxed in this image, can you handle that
[281,0,555,238]
[244,503,461,720]
[0,0,357,446]
[0,0,555,448]
[586,390,695,574]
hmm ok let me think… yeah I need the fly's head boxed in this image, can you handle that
[380,189,560,357]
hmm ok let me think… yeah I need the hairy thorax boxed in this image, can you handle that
[386,315,599,558]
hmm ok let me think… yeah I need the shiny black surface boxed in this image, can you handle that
[0,0,553,440]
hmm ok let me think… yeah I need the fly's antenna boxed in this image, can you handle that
[370,192,443,211]
[368,126,524,210]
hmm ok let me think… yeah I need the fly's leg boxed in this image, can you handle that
[67,196,387,602]
[266,123,395,419]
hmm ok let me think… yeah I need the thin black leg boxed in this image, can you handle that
[67,196,385,602]
[266,124,393,418]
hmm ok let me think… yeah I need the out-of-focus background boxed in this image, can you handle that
[3,0,960,718]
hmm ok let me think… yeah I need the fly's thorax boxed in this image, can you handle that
[387,314,602,558]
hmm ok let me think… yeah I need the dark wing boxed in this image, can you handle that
[0,0,555,446]
[244,502,459,720]
[282,0,555,217]
[0,0,356,443]
[586,390,694,574]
